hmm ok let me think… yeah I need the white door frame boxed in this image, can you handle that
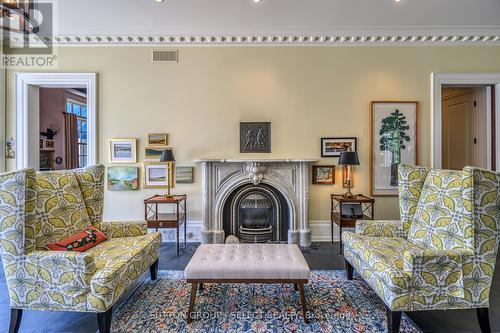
[432,72,500,169]
[15,72,97,170]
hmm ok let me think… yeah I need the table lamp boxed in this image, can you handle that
[160,148,175,199]
[338,151,359,198]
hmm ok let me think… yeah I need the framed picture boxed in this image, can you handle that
[143,162,174,189]
[176,166,194,184]
[321,138,357,157]
[109,139,137,163]
[312,165,336,185]
[370,101,418,196]
[45,139,55,150]
[147,133,168,146]
[240,122,271,153]
[107,166,139,191]
[145,147,166,159]
[342,165,352,188]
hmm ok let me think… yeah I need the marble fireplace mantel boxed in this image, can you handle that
[195,158,318,246]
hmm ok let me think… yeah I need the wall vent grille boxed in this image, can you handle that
[151,49,178,63]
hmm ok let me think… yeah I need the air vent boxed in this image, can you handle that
[151,49,178,63]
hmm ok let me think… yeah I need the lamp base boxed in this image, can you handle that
[342,192,357,199]
[343,180,356,199]
[163,194,174,199]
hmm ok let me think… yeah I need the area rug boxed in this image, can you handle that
[112,270,422,333]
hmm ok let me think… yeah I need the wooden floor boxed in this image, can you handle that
[0,242,498,332]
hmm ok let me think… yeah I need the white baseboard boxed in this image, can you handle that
[149,221,202,243]
[148,220,341,243]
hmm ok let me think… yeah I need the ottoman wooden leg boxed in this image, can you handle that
[187,283,198,323]
[298,283,309,324]
[199,283,204,292]
[294,283,298,291]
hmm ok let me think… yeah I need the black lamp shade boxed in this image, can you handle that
[160,149,175,162]
[338,151,359,166]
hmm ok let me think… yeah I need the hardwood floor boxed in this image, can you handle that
[0,242,498,332]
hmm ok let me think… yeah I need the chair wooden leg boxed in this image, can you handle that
[97,307,113,333]
[297,283,309,324]
[187,283,198,323]
[345,259,353,280]
[199,283,204,291]
[294,283,298,291]
[386,306,402,333]
[9,308,22,333]
[150,259,159,281]
[476,308,491,333]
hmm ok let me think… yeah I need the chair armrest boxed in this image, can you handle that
[24,251,96,286]
[403,248,467,298]
[101,220,148,238]
[356,220,406,238]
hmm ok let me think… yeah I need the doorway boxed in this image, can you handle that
[15,73,96,170]
[432,73,500,170]
[441,86,488,170]
[39,88,88,171]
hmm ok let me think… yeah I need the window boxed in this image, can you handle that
[66,99,88,167]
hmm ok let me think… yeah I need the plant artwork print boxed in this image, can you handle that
[379,109,410,186]
[371,102,417,196]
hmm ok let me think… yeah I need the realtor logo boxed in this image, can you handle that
[1,1,57,68]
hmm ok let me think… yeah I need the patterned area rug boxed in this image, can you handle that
[112,270,422,333]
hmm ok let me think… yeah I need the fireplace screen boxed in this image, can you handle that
[239,193,274,243]
[223,184,288,243]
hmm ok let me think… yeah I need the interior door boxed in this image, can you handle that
[442,88,478,170]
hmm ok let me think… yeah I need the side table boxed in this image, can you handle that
[330,194,375,254]
[144,194,187,256]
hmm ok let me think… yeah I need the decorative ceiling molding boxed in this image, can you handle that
[10,33,500,47]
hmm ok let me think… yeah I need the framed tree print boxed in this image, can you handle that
[370,101,418,196]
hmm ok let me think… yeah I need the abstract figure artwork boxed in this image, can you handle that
[240,122,271,153]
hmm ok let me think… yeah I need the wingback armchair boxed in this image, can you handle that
[343,164,500,333]
[0,165,161,333]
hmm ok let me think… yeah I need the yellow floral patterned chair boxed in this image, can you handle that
[0,165,161,333]
[343,164,500,333]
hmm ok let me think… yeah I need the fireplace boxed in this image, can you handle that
[196,159,317,246]
[223,184,289,243]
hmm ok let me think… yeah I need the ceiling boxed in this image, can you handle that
[54,0,500,37]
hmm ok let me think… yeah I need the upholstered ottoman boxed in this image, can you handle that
[184,244,311,323]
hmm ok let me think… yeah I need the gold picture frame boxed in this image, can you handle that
[145,147,166,159]
[109,139,137,163]
[147,133,168,146]
[370,101,418,196]
[142,162,175,189]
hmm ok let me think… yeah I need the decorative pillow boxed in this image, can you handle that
[47,226,107,252]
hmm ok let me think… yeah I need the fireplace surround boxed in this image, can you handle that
[196,159,317,246]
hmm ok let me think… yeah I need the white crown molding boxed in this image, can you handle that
[14,33,500,47]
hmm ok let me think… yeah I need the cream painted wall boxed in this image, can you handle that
[5,46,500,225]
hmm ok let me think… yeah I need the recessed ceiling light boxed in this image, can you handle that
[155,0,164,3]
[254,0,263,3]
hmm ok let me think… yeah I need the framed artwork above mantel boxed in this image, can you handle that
[370,101,418,196]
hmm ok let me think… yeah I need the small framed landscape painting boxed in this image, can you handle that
[107,166,139,191]
[143,162,174,189]
[321,138,357,157]
[109,139,137,163]
[147,133,168,146]
[145,147,166,159]
[312,165,336,185]
[370,101,418,196]
[176,166,194,184]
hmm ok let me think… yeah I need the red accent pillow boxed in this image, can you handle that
[47,226,107,252]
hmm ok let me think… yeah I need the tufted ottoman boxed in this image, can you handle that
[184,244,311,323]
